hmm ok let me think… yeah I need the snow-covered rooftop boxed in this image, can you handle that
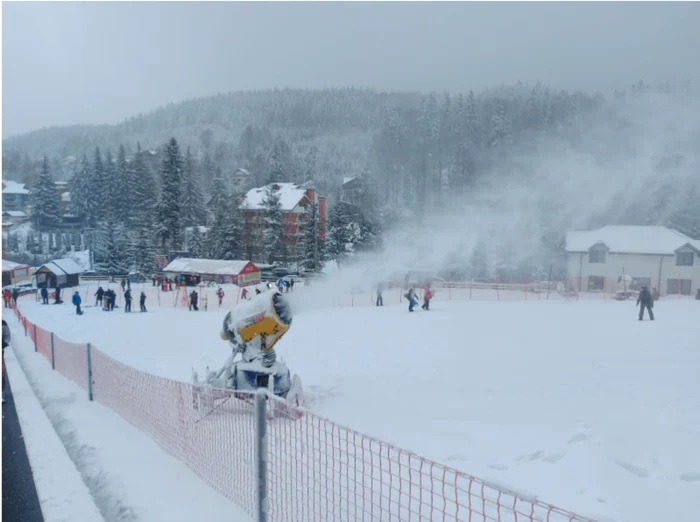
[38,258,83,276]
[64,250,91,272]
[565,226,700,255]
[2,210,27,218]
[2,180,29,195]
[242,183,308,211]
[61,192,71,202]
[2,259,30,272]
[343,176,357,185]
[162,258,257,276]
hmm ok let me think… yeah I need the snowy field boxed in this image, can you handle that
[10,289,700,522]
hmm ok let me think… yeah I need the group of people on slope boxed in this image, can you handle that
[375,282,434,312]
[2,287,20,309]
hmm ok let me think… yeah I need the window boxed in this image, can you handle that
[676,251,694,266]
[667,279,692,295]
[589,249,606,263]
[587,276,605,291]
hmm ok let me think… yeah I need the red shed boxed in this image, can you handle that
[162,258,261,286]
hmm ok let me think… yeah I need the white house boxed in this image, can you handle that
[565,226,700,296]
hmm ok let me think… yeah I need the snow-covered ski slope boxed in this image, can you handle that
[14,289,700,522]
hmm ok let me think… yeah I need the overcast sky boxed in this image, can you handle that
[3,1,699,138]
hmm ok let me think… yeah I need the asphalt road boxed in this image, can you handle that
[2,370,45,522]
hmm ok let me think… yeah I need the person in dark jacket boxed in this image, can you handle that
[637,286,654,321]
[124,289,132,312]
[40,286,49,305]
[189,290,199,311]
[54,286,62,304]
[139,291,147,312]
[12,287,20,307]
[376,284,384,307]
[95,286,105,307]
[72,291,83,315]
[405,287,419,312]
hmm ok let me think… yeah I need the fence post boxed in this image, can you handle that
[255,389,268,522]
[33,323,38,352]
[50,332,55,370]
[24,319,27,337]
[86,343,94,401]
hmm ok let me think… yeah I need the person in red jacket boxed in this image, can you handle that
[421,283,433,311]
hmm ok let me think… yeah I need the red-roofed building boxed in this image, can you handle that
[240,183,326,263]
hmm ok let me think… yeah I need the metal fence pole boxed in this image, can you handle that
[255,389,268,522]
[33,323,37,352]
[50,332,55,370]
[86,343,93,401]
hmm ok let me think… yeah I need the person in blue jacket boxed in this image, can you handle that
[72,291,83,315]
[40,286,49,305]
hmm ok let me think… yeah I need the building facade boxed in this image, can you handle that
[565,226,700,296]
[240,183,327,264]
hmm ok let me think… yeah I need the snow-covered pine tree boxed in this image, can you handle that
[187,226,205,258]
[155,138,183,251]
[207,168,228,218]
[92,147,107,203]
[302,147,317,183]
[131,143,157,228]
[95,222,129,276]
[267,142,286,183]
[69,155,92,225]
[300,202,325,271]
[32,157,62,229]
[115,144,133,226]
[104,149,120,223]
[180,147,207,228]
[129,226,158,275]
[326,203,352,266]
[261,186,287,264]
[206,200,243,260]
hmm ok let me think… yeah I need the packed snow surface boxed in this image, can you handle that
[14,291,700,522]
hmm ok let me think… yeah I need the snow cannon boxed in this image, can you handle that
[193,290,304,409]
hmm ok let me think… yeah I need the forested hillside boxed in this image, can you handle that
[3,82,699,278]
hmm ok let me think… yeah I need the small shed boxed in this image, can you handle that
[34,258,83,289]
[2,259,31,287]
[162,258,261,286]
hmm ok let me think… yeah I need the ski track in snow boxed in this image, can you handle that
[13,289,700,522]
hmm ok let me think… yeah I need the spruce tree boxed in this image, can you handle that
[115,145,133,226]
[326,203,352,266]
[132,143,157,229]
[206,200,243,260]
[155,137,183,251]
[32,156,62,229]
[300,202,325,271]
[129,226,158,275]
[95,222,129,275]
[207,169,228,217]
[187,226,205,258]
[181,147,207,228]
[104,150,120,223]
[69,155,94,226]
[261,186,287,264]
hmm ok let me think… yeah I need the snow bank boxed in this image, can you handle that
[8,317,252,522]
[5,341,105,522]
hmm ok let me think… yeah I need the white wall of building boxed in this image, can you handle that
[567,248,700,295]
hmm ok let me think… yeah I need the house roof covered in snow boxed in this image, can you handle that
[2,181,29,195]
[36,258,83,276]
[2,210,27,218]
[162,258,258,276]
[61,192,71,202]
[2,259,30,272]
[565,226,700,255]
[242,183,309,211]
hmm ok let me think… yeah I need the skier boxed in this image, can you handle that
[95,286,105,307]
[40,286,49,305]
[189,290,199,311]
[121,278,126,292]
[124,289,133,312]
[72,291,83,315]
[107,289,116,311]
[277,278,286,293]
[255,288,262,295]
[139,291,147,312]
[12,287,20,307]
[376,284,384,307]
[405,287,419,312]
[2,289,10,308]
[636,286,654,321]
[216,287,225,307]
[53,286,62,304]
[422,283,433,311]
[241,287,249,300]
